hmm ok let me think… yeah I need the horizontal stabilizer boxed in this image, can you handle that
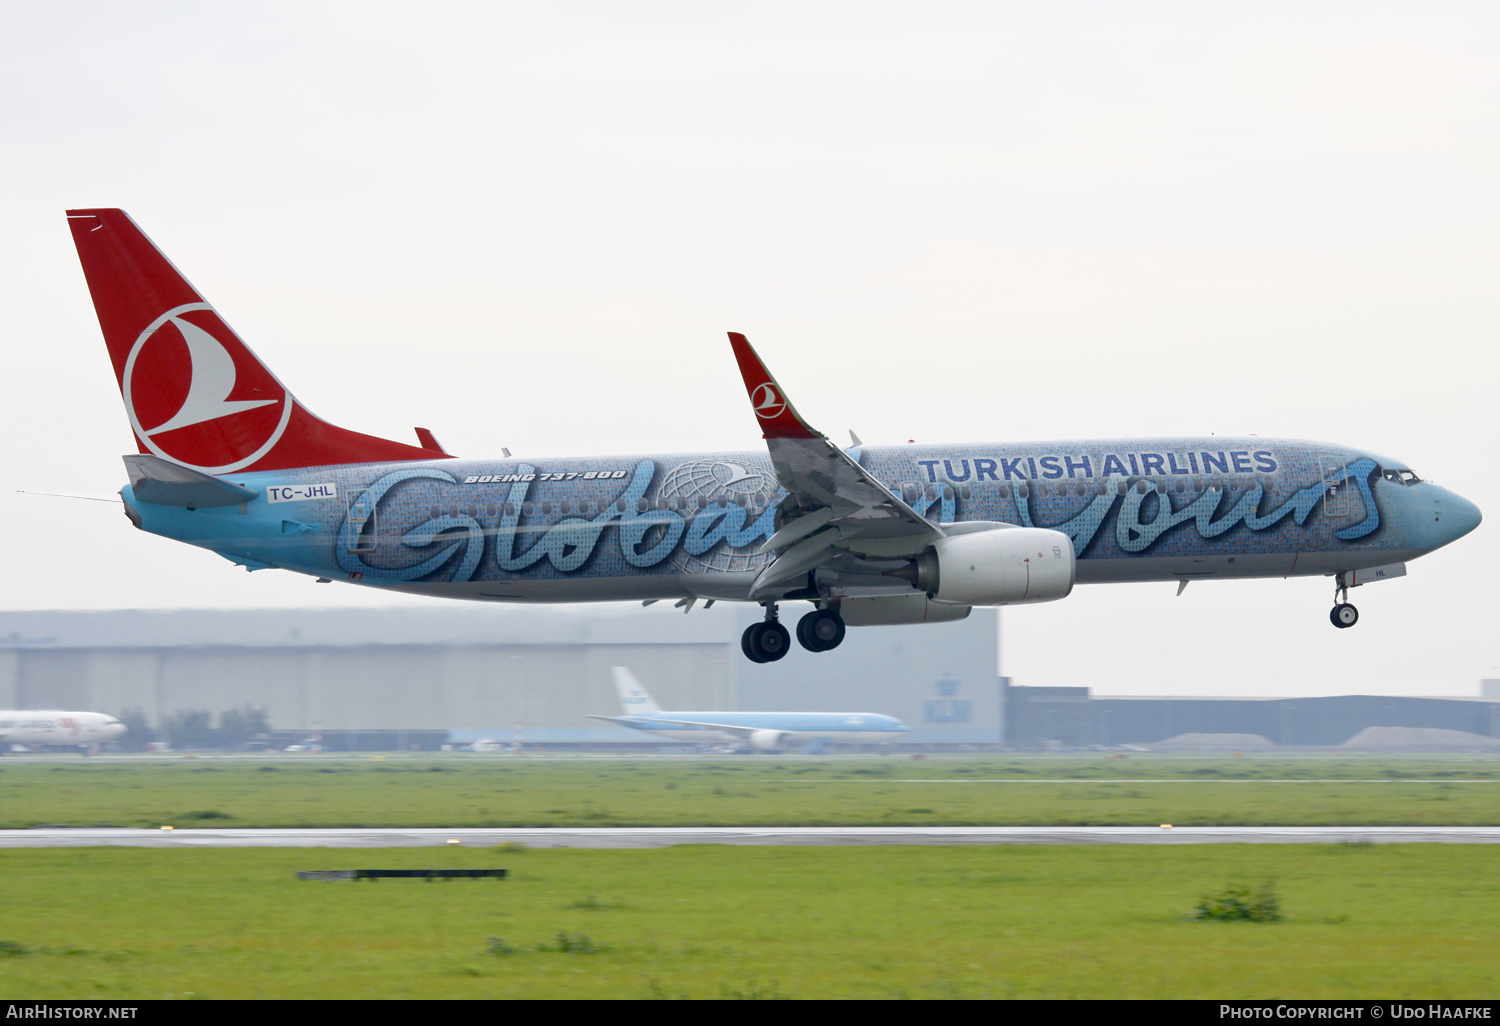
[123,454,257,508]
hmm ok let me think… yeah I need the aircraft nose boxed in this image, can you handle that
[1430,487,1482,548]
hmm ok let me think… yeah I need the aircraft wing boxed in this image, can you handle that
[627,716,766,739]
[587,713,761,739]
[728,333,943,597]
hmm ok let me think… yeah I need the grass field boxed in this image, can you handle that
[1,844,1496,999]
[1,754,1497,828]
[3,755,1495,999]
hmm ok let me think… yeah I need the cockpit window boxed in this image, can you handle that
[1379,467,1422,486]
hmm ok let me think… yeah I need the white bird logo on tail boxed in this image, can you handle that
[145,316,278,435]
[751,382,785,419]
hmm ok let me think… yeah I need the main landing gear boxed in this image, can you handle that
[741,603,847,662]
[742,605,791,663]
[1330,578,1359,629]
[796,607,846,653]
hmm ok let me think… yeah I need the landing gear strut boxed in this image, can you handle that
[741,603,791,663]
[1330,577,1359,629]
[796,607,846,652]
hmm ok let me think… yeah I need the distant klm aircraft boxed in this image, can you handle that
[0,711,126,753]
[65,209,1482,664]
[588,667,910,751]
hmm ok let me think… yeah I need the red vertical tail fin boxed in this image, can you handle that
[66,208,446,473]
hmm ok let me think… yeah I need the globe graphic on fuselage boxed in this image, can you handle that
[659,459,781,574]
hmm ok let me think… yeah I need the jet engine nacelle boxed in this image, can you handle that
[748,729,789,752]
[902,526,1076,606]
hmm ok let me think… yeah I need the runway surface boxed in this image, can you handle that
[3,826,1499,848]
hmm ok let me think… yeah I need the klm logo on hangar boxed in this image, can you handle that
[924,674,971,723]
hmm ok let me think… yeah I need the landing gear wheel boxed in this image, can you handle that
[741,621,791,662]
[1330,603,1359,628]
[796,609,846,652]
[741,623,766,663]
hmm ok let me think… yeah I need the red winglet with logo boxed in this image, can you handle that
[727,332,820,440]
[66,208,449,474]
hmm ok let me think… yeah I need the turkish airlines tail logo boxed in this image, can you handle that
[751,383,785,419]
[68,207,451,472]
[144,316,278,435]
[124,304,292,473]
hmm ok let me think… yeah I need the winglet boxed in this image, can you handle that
[727,333,820,440]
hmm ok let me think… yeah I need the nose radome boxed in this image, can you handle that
[1437,488,1482,544]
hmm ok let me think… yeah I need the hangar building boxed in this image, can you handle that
[0,605,1002,747]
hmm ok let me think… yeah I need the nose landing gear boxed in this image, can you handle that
[1329,578,1359,629]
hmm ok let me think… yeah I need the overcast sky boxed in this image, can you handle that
[2,2,1495,697]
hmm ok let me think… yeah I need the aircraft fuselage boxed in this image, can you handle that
[123,435,1479,604]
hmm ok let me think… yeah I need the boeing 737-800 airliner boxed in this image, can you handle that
[65,209,1482,663]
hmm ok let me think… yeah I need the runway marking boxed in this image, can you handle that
[3,827,1499,848]
[771,778,1500,784]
